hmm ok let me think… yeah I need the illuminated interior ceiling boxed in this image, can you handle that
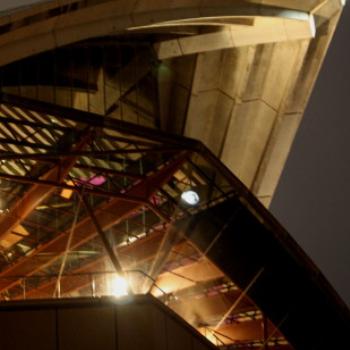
[0,1,348,350]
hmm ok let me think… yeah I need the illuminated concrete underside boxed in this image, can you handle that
[0,1,347,350]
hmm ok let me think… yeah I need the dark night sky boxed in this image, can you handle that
[272,4,350,307]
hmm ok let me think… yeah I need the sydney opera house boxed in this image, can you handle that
[0,1,348,349]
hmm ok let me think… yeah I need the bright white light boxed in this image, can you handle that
[181,190,200,206]
[110,275,128,297]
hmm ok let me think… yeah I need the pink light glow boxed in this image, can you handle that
[79,175,107,186]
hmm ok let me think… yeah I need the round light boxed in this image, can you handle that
[181,190,200,206]
[110,275,128,297]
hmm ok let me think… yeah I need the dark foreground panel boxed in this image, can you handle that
[0,295,215,350]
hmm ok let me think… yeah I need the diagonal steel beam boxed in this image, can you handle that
[0,152,187,294]
[0,130,93,243]
[81,194,125,277]
[20,229,167,299]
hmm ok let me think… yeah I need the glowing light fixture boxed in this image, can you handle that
[181,190,200,206]
[110,275,129,297]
